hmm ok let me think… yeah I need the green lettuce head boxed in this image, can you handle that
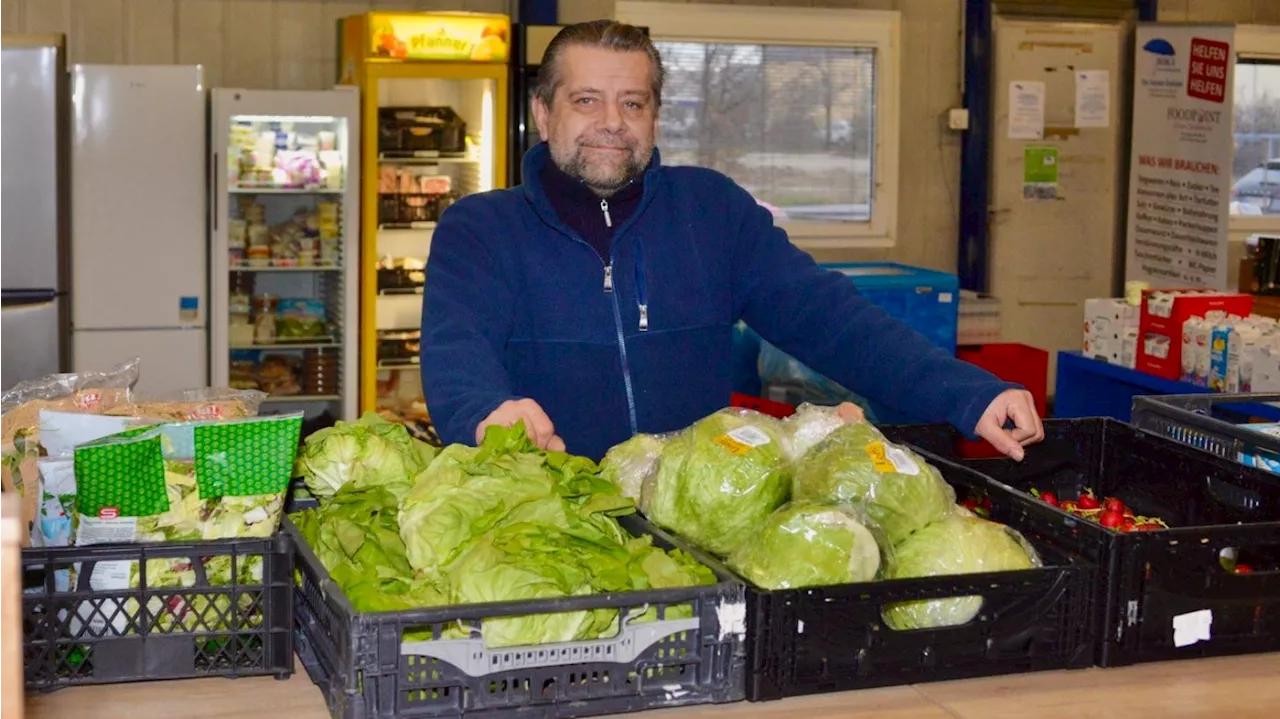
[599,433,666,504]
[642,409,790,558]
[882,509,1041,630]
[792,422,955,545]
[728,502,883,590]
[295,412,437,499]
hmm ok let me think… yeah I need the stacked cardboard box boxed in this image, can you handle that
[1082,298,1140,369]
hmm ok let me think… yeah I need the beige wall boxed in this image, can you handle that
[0,0,512,89]
[1159,0,1280,22]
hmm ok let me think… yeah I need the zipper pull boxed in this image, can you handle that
[638,304,649,332]
[600,199,612,228]
[603,264,614,293]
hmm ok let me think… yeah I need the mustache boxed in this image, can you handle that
[577,135,636,150]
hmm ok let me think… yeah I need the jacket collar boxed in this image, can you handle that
[521,142,663,239]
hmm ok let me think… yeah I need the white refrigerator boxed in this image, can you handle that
[70,65,208,396]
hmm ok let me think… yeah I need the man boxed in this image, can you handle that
[420,20,1043,462]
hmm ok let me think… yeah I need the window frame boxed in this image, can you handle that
[1230,24,1280,235]
[615,1,902,249]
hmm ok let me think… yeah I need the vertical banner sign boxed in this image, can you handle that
[1125,25,1235,290]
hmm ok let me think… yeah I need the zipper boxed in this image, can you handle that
[601,199,613,228]
[635,239,649,332]
[603,264,613,293]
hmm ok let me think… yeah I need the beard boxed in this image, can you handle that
[551,134,651,197]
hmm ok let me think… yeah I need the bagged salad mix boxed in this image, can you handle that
[67,412,302,635]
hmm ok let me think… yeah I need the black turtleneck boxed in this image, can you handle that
[539,157,644,264]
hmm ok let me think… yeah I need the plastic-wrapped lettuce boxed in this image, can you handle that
[792,422,955,546]
[294,411,438,500]
[728,502,883,589]
[779,403,848,463]
[882,509,1042,630]
[69,414,302,634]
[599,432,667,504]
[642,408,791,558]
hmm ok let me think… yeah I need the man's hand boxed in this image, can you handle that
[974,389,1044,461]
[477,398,566,452]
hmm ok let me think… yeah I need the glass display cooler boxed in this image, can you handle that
[339,11,510,444]
[208,88,361,433]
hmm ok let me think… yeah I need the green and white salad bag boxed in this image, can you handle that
[69,413,301,637]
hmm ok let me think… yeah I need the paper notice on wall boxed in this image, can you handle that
[1075,70,1111,128]
[1009,81,1046,139]
[1124,25,1235,291]
[1023,146,1060,201]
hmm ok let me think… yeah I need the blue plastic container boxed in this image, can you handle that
[740,263,961,423]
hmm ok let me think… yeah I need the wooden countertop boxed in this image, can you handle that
[24,652,1280,718]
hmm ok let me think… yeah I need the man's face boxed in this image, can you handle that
[532,45,658,196]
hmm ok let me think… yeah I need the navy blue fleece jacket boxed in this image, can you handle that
[420,143,1017,461]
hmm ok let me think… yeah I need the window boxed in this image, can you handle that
[1231,25,1280,230]
[615,2,901,247]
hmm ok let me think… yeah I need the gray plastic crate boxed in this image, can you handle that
[286,514,746,718]
[1131,393,1280,463]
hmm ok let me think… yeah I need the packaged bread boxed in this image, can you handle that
[1,359,141,545]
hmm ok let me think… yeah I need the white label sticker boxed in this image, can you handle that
[1172,609,1213,648]
[885,446,921,476]
[76,516,139,546]
[938,292,954,303]
[73,559,135,637]
[727,426,771,448]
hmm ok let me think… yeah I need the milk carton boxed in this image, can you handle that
[1227,325,1264,393]
[1181,316,1202,382]
[1209,314,1243,391]
[1257,338,1280,392]
[1191,311,1225,387]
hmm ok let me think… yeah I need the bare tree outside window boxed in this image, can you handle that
[1232,61,1280,216]
[655,42,877,223]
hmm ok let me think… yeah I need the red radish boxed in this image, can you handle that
[1135,522,1161,531]
[1234,564,1253,574]
[1099,509,1124,528]
[1040,492,1059,506]
[1077,495,1100,510]
[960,498,979,511]
[1103,497,1126,513]
[1122,517,1137,532]
[1060,500,1079,512]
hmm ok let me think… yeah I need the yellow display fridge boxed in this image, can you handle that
[339,11,510,444]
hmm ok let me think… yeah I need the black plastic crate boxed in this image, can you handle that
[22,535,294,690]
[378,193,456,226]
[709,454,1095,702]
[377,107,467,156]
[883,418,1280,668]
[1132,393,1280,464]
[285,511,746,718]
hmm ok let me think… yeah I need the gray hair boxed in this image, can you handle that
[534,20,665,108]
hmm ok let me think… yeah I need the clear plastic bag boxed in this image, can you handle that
[780,402,849,463]
[641,407,791,558]
[104,387,268,422]
[726,501,890,590]
[599,432,669,505]
[1,359,141,545]
[880,508,1043,630]
[792,421,957,546]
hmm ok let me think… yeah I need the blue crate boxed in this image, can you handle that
[738,263,960,423]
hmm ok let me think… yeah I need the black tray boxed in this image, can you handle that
[285,502,746,718]
[884,417,1280,668]
[22,535,294,690]
[694,453,1096,701]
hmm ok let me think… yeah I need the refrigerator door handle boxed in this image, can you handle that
[212,151,219,231]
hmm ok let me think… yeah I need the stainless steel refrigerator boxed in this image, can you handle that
[1,37,71,391]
